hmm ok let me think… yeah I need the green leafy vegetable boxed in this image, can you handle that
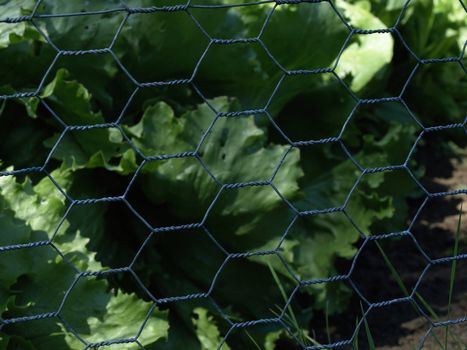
[0,171,168,350]
[0,0,463,348]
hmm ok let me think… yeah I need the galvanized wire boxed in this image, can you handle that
[0,0,466,349]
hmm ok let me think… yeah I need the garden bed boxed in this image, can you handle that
[307,153,466,349]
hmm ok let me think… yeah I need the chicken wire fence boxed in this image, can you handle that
[0,0,466,349]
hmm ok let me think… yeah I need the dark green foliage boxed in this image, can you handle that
[0,0,465,348]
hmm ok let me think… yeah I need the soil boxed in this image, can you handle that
[380,156,467,350]
[306,152,467,350]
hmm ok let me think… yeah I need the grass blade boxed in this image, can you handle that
[374,241,409,297]
[353,316,360,349]
[244,329,263,350]
[325,300,331,345]
[445,205,463,349]
[374,241,448,349]
[360,302,375,350]
[267,262,317,345]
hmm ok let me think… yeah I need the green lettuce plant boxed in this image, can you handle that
[0,0,464,348]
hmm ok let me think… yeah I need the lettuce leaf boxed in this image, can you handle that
[0,171,168,349]
[126,97,301,207]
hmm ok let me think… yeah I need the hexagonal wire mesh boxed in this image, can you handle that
[0,0,466,349]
